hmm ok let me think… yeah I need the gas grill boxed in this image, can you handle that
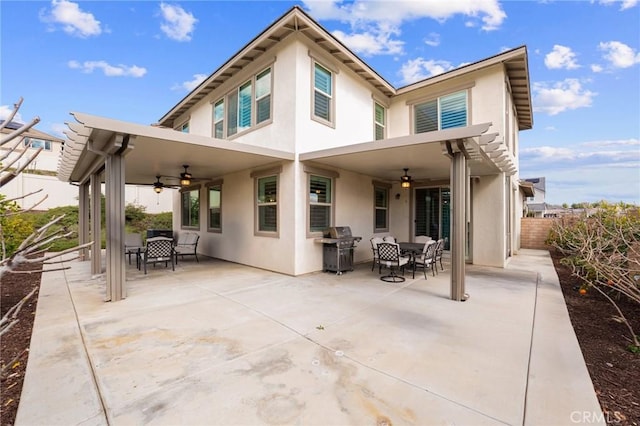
[314,226,362,275]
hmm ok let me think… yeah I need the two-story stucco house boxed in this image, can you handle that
[58,6,532,302]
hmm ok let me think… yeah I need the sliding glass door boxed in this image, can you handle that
[414,187,450,250]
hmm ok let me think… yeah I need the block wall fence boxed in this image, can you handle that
[520,217,557,250]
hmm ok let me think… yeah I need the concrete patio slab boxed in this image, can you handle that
[15,250,604,425]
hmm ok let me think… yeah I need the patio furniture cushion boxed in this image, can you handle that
[413,240,437,279]
[174,232,200,263]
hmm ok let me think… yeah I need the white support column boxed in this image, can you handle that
[78,182,90,261]
[450,149,468,301]
[90,173,102,277]
[105,153,126,302]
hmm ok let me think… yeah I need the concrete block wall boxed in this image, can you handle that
[521,217,556,250]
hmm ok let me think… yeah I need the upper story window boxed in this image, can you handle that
[207,181,222,232]
[374,102,386,140]
[414,90,468,134]
[24,138,51,151]
[213,100,224,139]
[181,187,200,229]
[313,62,334,126]
[214,67,272,139]
[176,121,190,133]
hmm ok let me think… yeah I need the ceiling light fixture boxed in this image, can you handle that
[153,176,164,194]
[401,168,412,189]
[180,164,192,186]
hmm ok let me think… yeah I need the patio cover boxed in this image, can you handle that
[58,112,294,301]
[301,122,505,301]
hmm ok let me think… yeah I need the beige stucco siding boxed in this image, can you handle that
[472,173,507,267]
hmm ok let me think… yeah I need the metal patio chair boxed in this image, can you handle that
[370,237,384,273]
[412,240,437,279]
[124,233,144,268]
[377,242,410,283]
[141,236,175,274]
[174,232,200,264]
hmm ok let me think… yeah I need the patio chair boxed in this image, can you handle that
[383,235,396,243]
[433,238,445,273]
[174,232,200,263]
[141,236,174,274]
[412,240,437,279]
[124,233,144,268]
[377,242,410,283]
[370,237,384,273]
[414,235,432,244]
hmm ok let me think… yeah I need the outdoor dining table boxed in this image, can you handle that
[398,242,424,258]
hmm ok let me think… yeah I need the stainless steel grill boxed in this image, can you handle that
[315,226,362,275]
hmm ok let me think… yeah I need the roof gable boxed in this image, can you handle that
[158,6,532,131]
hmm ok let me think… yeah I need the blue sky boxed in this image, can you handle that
[1,0,639,205]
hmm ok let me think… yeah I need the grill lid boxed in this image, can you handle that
[325,226,352,239]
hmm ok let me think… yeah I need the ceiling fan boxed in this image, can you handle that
[153,165,206,192]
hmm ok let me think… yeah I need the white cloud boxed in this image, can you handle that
[598,0,638,10]
[598,41,640,68]
[304,0,506,30]
[424,32,440,47]
[68,60,147,77]
[159,2,197,42]
[303,0,506,56]
[544,45,580,70]
[520,139,640,204]
[581,138,640,147]
[532,79,596,115]
[172,74,207,92]
[399,58,454,84]
[591,64,604,73]
[0,105,23,123]
[39,0,102,38]
[332,26,404,56]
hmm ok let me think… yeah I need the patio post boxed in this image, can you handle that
[78,181,90,261]
[104,152,126,302]
[450,143,468,301]
[90,173,102,276]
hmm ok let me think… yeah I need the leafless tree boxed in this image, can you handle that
[550,207,640,348]
[0,98,91,336]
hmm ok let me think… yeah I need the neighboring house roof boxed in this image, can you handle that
[527,203,549,212]
[519,180,535,197]
[524,177,546,193]
[158,6,533,131]
[0,120,65,143]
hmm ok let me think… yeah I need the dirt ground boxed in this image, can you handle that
[551,251,640,425]
[1,260,41,426]
[1,253,638,425]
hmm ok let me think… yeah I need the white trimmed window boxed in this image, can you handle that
[214,67,272,138]
[256,176,278,233]
[251,166,281,237]
[373,182,390,232]
[176,121,190,133]
[374,102,386,140]
[207,181,222,232]
[414,90,468,133]
[313,62,333,125]
[213,99,224,139]
[24,138,51,151]
[181,187,200,229]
